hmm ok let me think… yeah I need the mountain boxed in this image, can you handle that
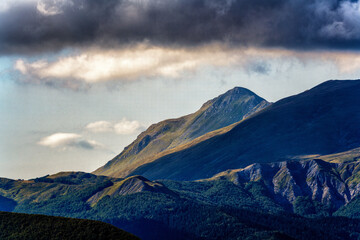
[94,87,270,178]
[0,211,139,240]
[3,80,360,239]
[128,80,360,180]
[86,175,175,206]
[1,168,360,239]
[211,157,360,212]
[334,195,360,218]
[0,172,171,208]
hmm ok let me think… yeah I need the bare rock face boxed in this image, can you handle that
[215,158,360,209]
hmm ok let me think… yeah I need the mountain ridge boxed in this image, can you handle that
[210,157,360,210]
[94,86,270,178]
[129,80,360,180]
[2,157,360,239]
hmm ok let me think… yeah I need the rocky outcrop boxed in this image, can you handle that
[214,158,360,209]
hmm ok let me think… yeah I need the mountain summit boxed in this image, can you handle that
[94,87,270,178]
[129,80,360,180]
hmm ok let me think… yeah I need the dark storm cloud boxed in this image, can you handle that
[1,0,360,54]
[246,61,271,75]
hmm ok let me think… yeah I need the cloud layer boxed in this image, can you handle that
[14,45,250,83]
[2,0,360,54]
[13,44,360,86]
[38,132,104,150]
[85,119,143,135]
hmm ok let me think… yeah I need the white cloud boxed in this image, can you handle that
[114,119,143,135]
[14,59,28,74]
[36,0,72,16]
[13,44,252,85]
[85,119,143,135]
[85,121,113,133]
[38,132,104,150]
[13,44,360,89]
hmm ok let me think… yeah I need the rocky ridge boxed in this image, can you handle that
[213,158,360,209]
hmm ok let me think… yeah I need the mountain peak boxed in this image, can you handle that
[128,80,360,181]
[86,175,173,206]
[220,86,257,98]
[201,86,263,109]
[226,86,255,95]
[94,86,270,178]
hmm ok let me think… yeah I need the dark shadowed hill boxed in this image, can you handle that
[94,87,269,178]
[0,211,139,240]
[129,80,360,180]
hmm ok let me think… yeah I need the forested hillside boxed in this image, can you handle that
[0,211,139,240]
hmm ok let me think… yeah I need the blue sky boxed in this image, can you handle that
[1,0,360,179]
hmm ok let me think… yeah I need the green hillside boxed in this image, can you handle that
[0,211,139,240]
[334,195,360,218]
[1,168,360,239]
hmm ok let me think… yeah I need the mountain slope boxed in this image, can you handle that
[211,158,360,212]
[0,195,16,212]
[86,175,174,206]
[0,172,172,207]
[0,211,139,240]
[94,87,269,178]
[2,169,360,239]
[129,80,360,180]
[2,168,360,239]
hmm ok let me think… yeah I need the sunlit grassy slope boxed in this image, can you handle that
[94,87,269,177]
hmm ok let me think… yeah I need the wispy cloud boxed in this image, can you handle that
[38,132,104,150]
[85,119,144,135]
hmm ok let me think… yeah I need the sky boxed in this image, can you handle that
[1,0,360,179]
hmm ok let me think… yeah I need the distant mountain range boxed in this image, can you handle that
[1,165,360,239]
